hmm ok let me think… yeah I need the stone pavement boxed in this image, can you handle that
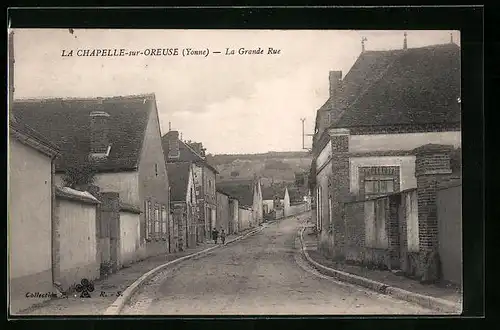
[301,224,462,305]
[14,229,254,316]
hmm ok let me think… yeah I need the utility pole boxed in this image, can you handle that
[300,118,314,152]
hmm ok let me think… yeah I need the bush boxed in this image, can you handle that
[61,155,98,189]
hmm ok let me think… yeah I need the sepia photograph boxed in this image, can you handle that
[8,28,463,316]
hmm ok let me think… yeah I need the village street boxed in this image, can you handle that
[121,213,436,315]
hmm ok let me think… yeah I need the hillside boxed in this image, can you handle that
[208,151,313,202]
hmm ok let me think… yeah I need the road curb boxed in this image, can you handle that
[103,225,265,315]
[298,227,461,314]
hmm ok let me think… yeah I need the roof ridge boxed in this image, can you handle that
[362,43,458,54]
[15,93,156,103]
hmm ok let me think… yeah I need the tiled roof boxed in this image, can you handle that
[317,49,403,127]
[216,180,254,207]
[166,162,191,202]
[9,118,60,154]
[330,44,461,129]
[13,94,155,172]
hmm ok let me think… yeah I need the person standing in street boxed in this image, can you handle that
[220,228,226,245]
[212,227,218,244]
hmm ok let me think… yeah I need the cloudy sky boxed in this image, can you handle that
[12,29,459,155]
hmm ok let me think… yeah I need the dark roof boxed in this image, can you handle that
[216,180,254,207]
[166,162,191,202]
[9,118,60,154]
[13,94,156,172]
[162,135,219,174]
[317,48,403,126]
[330,44,461,129]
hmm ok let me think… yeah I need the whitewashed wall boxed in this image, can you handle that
[119,211,141,266]
[238,208,253,231]
[57,198,99,289]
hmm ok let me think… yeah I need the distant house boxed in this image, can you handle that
[8,118,60,313]
[13,94,173,259]
[311,42,461,259]
[162,131,219,242]
[166,162,197,250]
[252,178,264,225]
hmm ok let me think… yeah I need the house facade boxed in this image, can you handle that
[311,43,461,261]
[162,131,218,243]
[8,119,60,313]
[13,94,172,261]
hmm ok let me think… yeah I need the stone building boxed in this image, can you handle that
[310,40,461,277]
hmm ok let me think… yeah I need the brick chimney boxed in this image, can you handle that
[166,130,180,159]
[329,71,342,99]
[90,111,110,155]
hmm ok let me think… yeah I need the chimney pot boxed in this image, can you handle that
[329,71,342,99]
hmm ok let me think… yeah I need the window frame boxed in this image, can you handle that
[364,176,396,196]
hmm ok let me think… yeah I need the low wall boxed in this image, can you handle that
[437,183,462,286]
[119,205,141,267]
[54,188,100,291]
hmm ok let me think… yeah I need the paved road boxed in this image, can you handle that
[122,213,437,315]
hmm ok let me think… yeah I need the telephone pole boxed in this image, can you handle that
[300,118,314,152]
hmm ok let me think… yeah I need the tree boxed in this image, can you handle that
[61,154,98,189]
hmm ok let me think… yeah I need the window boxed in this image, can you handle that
[316,186,323,230]
[145,200,169,241]
[360,166,399,197]
[364,177,395,196]
[161,205,167,240]
[145,200,152,240]
[154,203,160,239]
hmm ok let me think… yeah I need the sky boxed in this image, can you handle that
[12,29,459,155]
